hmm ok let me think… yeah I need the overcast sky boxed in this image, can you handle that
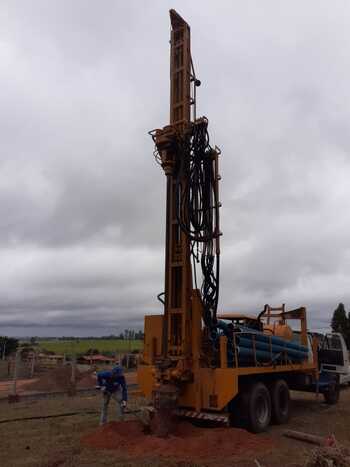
[1,1,349,337]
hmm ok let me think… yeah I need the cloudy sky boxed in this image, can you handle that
[1,1,350,337]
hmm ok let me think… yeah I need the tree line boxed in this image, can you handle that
[3,306,347,356]
[0,336,19,357]
[331,302,350,347]
[30,329,144,342]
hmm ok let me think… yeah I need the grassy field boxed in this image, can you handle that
[37,339,143,356]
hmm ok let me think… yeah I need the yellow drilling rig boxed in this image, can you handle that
[137,10,339,435]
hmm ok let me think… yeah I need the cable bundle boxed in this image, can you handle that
[175,118,220,331]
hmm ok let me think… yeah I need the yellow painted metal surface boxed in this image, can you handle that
[236,361,316,377]
[138,358,317,412]
[201,368,238,410]
[143,315,163,365]
[264,323,293,341]
[178,368,238,411]
[137,365,156,400]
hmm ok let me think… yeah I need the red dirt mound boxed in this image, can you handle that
[22,366,95,392]
[76,372,96,389]
[23,367,137,392]
[22,366,76,392]
[81,420,273,462]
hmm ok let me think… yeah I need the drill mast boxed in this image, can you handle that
[164,10,194,359]
[151,10,221,368]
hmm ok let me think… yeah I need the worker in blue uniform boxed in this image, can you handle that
[96,365,128,425]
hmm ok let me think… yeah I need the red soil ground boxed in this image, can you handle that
[81,420,273,462]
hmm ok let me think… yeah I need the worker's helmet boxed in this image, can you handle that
[111,365,123,376]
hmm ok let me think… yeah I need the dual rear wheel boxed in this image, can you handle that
[231,379,290,433]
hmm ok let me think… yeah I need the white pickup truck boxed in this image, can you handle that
[318,332,350,385]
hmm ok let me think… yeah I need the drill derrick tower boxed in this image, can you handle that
[147,9,221,417]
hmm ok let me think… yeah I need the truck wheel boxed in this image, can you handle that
[247,382,271,433]
[270,379,290,424]
[324,382,340,405]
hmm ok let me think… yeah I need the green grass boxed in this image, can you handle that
[37,339,143,356]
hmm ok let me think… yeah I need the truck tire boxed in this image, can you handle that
[323,382,340,405]
[270,379,290,424]
[247,382,271,433]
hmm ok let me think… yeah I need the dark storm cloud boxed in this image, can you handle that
[1,1,350,336]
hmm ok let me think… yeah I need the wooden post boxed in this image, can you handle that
[70,354,77,396]
[283,430,326,446]
[30,352,35,378]
[13,351,19,396]
[7,350,20,403]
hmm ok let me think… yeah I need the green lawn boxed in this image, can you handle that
[37,339,143,356]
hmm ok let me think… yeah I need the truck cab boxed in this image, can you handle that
[319,332,350,385]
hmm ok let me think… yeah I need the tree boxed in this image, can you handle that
[135,330,144,340]
[331,303,350,347]
[0,337,18,357]
[20,346,34,359]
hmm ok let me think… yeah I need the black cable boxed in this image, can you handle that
[150,119,221,344]
[157,292,165,305]
[174,118,220,331]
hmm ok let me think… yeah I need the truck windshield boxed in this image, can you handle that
[325,334,342,350]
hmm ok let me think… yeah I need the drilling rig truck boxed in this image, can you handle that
[137,10,340,434]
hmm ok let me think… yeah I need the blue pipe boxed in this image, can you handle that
[237,346,272,361]
[238,331,308,353]
[257,333,308,353]
[237,346,304,364]
[237,337,306,360]
[238,335,308,355]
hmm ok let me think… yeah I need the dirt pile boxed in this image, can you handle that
[22,367,137,392]
[76,372,96,389]
[22,366,74,392]
[22,366,96,392]
[81,420,273,462]
[305,445,350,467]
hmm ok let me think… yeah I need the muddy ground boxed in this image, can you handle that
[1,387,349,467]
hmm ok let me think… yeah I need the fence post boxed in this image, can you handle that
[13,350,19,395]
[30,352,35,378]
[9,350,20,402]
[2,341,6,360]
[71,355,76,384]
[70,354,77,396]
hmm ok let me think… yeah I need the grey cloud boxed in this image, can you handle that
[1,1,350,336]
